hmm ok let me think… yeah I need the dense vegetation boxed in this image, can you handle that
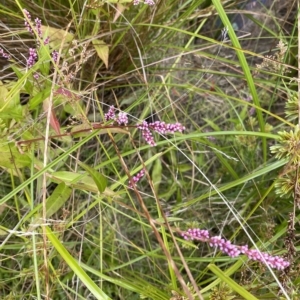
[0,0,299,299]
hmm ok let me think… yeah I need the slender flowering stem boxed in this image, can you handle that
[182,228,290,270]
[104,106,185,147]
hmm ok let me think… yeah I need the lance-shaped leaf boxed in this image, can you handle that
[78,161,107,193]
[92,39,109,69]
[0,144,31,169]
[45,182,72,218]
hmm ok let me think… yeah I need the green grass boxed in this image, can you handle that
[0,0,299,299]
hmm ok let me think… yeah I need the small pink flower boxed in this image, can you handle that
[105,106,116,121]
[0,48,10,59]
[137,120,185,147]
[145,0,155,5]
[182,228,209,241]
[130,169,146,188]
[137,121,156,147]
[23,9,33,34]
[44,37,50,45]
[149,121,185,134]
[52,50,59,63]
[27,48,38,68]
[116,112,128,125]
[34,17,42,37]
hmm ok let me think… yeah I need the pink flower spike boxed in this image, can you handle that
[105,106,116,121]
[129,168,146,188]
[137,121,156,147]
[34,17,42,37]
[23,9,33,34]
[27,48,38,68]
[116,112,128,125]
[0,48,11,59]
[149,121,185,134]
[181,228,210,241]
[181,228,290,270]
[44,37,50,45]
[52,50,58,63]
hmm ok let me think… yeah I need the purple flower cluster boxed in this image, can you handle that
[23,9,33,34]
[149,121,185,134]
[137,120,185,146]
[23,9,54,71]
[105,106,116,121]
[104,106,128,125]
[27,48,38,68]
[137,121,156,146]
[34,17,42,37]
[133,0,155,5]
[0,48,10,59]
[130,169,145,188]
[116,112,128,125]
[52,50,59,63]
[182,228,290,270]
[44,37,50,45]
[24,9,43,39]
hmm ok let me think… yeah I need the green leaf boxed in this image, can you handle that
[10,65,33,94]
[29,85,51,109]
[45,182,72,218]
[0,144,31,169]
[41,25,74,50]
[77,162,107,193]
[92,39,109,69]
[51,171,117,196]
[52,171,85,183]
[0,82,23,120]
[46,226,112,300]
